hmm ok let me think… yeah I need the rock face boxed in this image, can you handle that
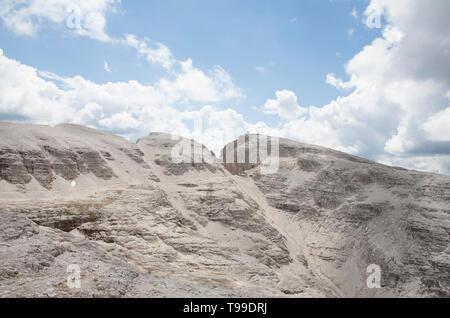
[0,123,449,298]
[0,210,249,298]
[0,123,154,191]
[223,135,450,297]
[221,134,276,175]
[138,132,219,176]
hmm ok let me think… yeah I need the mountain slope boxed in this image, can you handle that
[222,135,450,297]
[0,123,448,297]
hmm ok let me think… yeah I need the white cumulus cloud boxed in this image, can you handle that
[0,48,244,155]
[422,107,450,142]
[1,0,449,175]
[0,0,118,41]
[261,0,450,174]
[123,34,174,70]
[262,90,307,121]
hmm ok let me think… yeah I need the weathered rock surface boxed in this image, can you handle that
[222,135,450,297]
[0,210,250,297]
[0,124,448,298]
[138,132,220,176]
[0,123,155,191]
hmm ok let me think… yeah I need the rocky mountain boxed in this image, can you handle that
[0,122,448,297]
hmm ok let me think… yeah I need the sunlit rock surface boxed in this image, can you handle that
[0,123,448,297]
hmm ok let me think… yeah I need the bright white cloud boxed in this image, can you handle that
[282,116,360,155]
[0,0,118,41]
[254,0,450,174]
[422,107,450,142]
[262,90,307,121]
[0,0,244,156]
[0,0,449,175]
[326,73,356,90]
[270,0,450,174]
[181,105,278,156]
[0,1,186,73]
[158,59,243,103]
[0,48,244,155]
[123,34,174,70]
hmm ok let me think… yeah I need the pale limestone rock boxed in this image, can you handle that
[0,124,448,298]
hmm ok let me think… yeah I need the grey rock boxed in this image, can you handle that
[0,124,448,298]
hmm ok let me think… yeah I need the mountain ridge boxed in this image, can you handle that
[0,122,449,297]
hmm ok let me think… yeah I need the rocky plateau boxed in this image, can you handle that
[0,122,448,298]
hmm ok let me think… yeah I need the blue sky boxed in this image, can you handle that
[0,0,449,174]
[0,0,380,126]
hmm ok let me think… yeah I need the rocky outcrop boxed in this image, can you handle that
[0,123,154,190]
[0,124,448,298]
[221,134,273,175]
[223,136,450,297]
[0,148,34,185]
[0,210,250,297]
[137,133,221,176]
